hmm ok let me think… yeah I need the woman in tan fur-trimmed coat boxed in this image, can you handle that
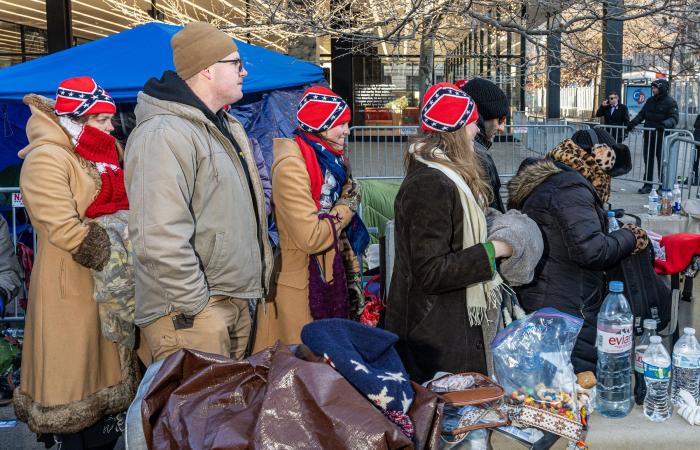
[14,80,138,448]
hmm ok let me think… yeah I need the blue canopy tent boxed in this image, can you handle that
[0,22,325,173]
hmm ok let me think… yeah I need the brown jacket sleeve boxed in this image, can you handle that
[272,150,353,255]
[20,147,90,254]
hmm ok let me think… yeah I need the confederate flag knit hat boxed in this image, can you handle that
[55,76,116,118]
[297,86,351,133]
[421,82,478,133]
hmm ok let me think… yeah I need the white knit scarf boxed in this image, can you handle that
[410,144,503,326]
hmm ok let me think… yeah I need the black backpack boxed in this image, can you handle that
[607,245,672,337]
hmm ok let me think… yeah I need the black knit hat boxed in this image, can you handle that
[571,128,632,177]
[458,78,509,121]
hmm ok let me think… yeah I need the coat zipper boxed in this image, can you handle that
[207,123,269,296]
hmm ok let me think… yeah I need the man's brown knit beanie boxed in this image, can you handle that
[171,22,238,80]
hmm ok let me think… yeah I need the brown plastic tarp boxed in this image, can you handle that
[140,344,443,449]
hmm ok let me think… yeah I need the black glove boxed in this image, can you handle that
[626,124,635,133]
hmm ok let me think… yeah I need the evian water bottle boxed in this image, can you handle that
[596,281,634,418]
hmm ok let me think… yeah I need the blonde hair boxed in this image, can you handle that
[404,127,493,206]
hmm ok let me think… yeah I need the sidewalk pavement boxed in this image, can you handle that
[0,404,125,450]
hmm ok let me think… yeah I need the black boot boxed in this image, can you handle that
[638,183,652,194]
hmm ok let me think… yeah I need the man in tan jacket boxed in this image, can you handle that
[125,22,272,362]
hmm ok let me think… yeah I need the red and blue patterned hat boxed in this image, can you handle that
[297,86,351,133]
[55,76,116,118]
[420,82,478,133]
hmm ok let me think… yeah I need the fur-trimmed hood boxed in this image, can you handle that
[19,94,72,159]
[19,94,107,191]
[507,159,563,209]
[508,139,613,208]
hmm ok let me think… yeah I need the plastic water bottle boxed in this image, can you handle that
[671,327,700,405]
[634,319,657,405]
[673,182,682,215]
[643,335,672,422]
[648,188,659,216]
[607,211,620,232]
[596,281,634,418]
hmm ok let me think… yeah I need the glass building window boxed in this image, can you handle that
[0,20,47,68]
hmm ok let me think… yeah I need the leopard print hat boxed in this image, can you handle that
[571,129,632,177]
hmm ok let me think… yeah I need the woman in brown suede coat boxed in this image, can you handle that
[386,83,512,383]
[14,78,138,449]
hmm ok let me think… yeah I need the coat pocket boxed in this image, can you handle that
[277,268,309,290]
[407,295,437,339]
[59,258,66,298]
[58,258,82,299]
[203,232,227,278]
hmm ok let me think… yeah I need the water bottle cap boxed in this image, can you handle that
[650,336,662,344]
[643,319,657,329]
[684,327,696,335]
[609,281,624,292]
[607,211,615,217]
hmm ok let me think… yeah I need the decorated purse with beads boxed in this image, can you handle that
[427,372,509,435]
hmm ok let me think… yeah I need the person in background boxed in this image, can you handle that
[125,22,272,362]
[15,76,138,449]
[626,79,679,194]
[386,83,513,383]
[595,91,629,143]
[253,86,368,352]
[0,215,21,316]
[507,128,648,374]
[457,78,510,212]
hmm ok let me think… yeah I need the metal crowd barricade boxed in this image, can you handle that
[0,187,34,322]
[347,124,578,179]
[659,135,700,200]
[346,126,418,178]
[495,124,577,178]
[594,125,695,187]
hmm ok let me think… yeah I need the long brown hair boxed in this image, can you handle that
[404,126,493,206]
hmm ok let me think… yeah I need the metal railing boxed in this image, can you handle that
[347,124,577,179]
[658,135,700,199]
[346,126,418,178]
[593,125,695,187]
[0,187,34,322]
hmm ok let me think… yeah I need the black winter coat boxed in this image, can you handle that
[507,159,636,373]
[386,161,494,383]
[629,81,679,130]
[475,134,505,213]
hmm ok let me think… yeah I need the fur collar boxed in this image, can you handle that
[507,159,563,209]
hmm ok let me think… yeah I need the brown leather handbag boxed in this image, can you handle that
[427,372,510,435]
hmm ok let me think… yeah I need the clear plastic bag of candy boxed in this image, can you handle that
[491,307,585,444]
